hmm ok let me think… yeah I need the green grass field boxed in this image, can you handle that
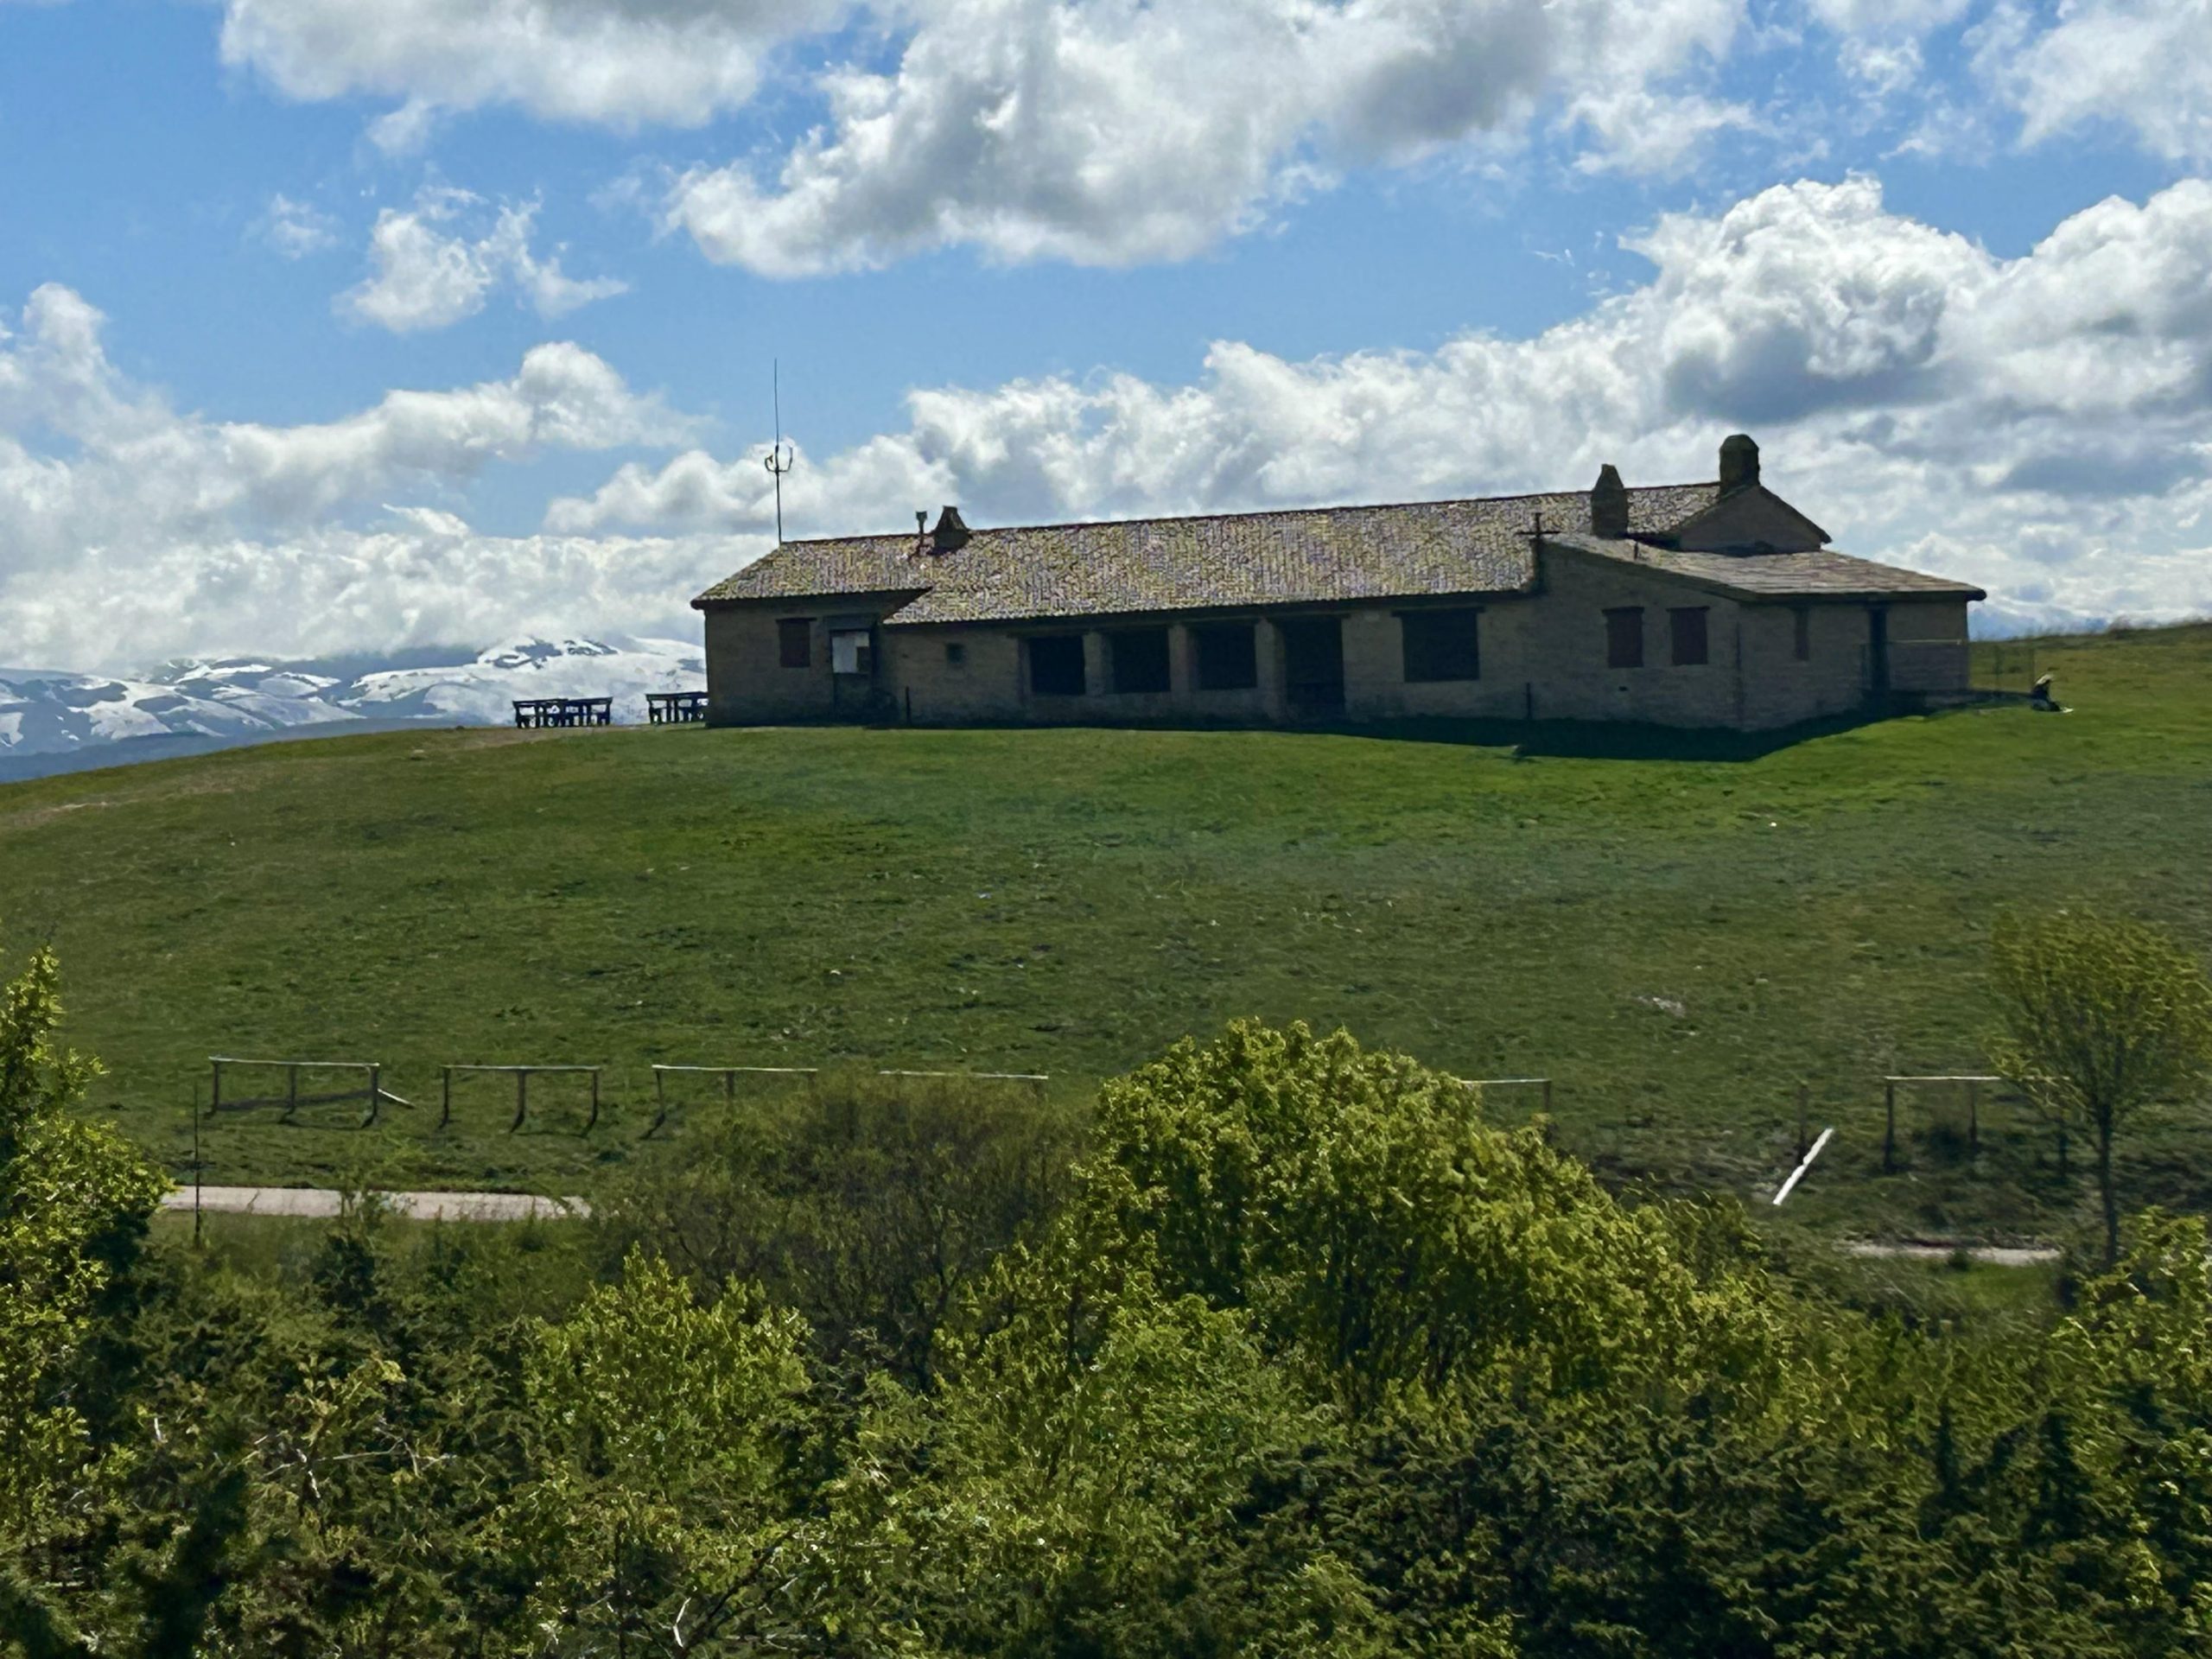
[5,624,2209,1240]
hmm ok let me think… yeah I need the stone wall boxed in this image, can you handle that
[703,574,1975,733]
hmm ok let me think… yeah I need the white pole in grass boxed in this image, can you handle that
[1772,1127,1835,1206]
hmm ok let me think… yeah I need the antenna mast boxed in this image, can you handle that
[764,359,795,546]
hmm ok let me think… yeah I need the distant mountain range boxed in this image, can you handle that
[0,637,705,781]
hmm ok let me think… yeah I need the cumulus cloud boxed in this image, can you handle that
[255,194,341,257]
[0,283,698,666]
[340,188,628,332]
[1978,0,2212,163]
[558,175,2212,626]
[12,174,2212,672]
[665,0,1747,275]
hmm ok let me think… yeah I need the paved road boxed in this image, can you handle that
[1843,1241,2060,1267]
[163,1185,589,1222]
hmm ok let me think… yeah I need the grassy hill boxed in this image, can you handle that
[3,624,2208,1240]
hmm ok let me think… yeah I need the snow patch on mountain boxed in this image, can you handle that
[0,636,706,768]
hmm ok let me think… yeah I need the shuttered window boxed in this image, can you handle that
[1669,607,1710,667]
[1605,607,1644,670]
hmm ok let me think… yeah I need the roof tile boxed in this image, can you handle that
[694,485,1722,624]
[1550,533,1986,601]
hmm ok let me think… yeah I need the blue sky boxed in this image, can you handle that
[3,0,2209,670]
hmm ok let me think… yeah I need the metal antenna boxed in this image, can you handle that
[763,359,795,546]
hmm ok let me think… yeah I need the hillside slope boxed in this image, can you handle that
[2,626,2206,1237]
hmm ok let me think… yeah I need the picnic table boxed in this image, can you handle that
[512,697,614,728]
[646,690,709,724]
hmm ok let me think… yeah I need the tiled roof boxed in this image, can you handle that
[1549,534,1986,600]
[694,485,1723,624]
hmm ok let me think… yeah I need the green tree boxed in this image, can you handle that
[1046,1019,1776,1414]
[0,933,166,1551]
[1988,912,2212,1263]
[504,1253,815,1654]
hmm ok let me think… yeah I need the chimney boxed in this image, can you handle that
[930,505,971,556]
[1719,433,1760,494]
[1589,463,1629,538]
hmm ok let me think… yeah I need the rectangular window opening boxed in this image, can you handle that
[945,641,967,668]
[830,629,873,677]
[1108,627,1172,695]
[1193,623,1259,691]
[1401,608,1482,683]
[1605,607,1644,671]
[1028,633,1086,696]
[1792,605,1811,662]
[1669,607,1710,667]
[777,618,812,670]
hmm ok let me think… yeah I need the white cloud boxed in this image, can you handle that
[665,0,1748,275]
[256,194,342,257]
[0,283,697,667]
[1979,0,2212,163]
[340,188,628,333]
[11,175,2212,675]
[560,175,2212,626]
[219,0,851,128]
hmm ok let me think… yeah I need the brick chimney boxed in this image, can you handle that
[930,505,971,555]
[1719,433,1760,494]
[1589,464,1629,537]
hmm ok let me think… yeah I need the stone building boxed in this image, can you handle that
[690,435,1983,732]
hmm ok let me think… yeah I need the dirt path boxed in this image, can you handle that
[163,1185,589,1222]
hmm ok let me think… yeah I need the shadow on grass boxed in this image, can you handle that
[1306,710,1900,762]
[794,694,2023,763]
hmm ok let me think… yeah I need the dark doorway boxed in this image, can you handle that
[1866,606,1891,702]
[1279,616,1345,714]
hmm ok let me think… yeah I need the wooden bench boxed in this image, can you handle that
[645,690,709,724]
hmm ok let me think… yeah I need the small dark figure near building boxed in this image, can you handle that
[2031,672,2062,711]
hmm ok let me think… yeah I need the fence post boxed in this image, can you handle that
[582,1070,601,1135]
[209,1058,222,1117]
[364,1064,382,1128]
[284,1064,299,1123]
[1967,1078,1980,1153]
[440,1067,453,1130]
[1884,1080,1897,1173]
[512,1070,529,1134]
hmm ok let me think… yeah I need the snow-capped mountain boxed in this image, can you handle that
[0,637,706,779]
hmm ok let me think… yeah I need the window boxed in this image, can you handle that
[830,628,873,677]
[1402,608,1481,683]
[778,618,811,669]
[1028,633,1086,696]
[1669,607,1709,667]
[1792,606,1811,662]
[1605,607,1644,670]
[945,641,967,668]
[1193,623,1258,691]
[1108,628,1171,694]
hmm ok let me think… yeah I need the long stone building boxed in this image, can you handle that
[691,435,1984,732]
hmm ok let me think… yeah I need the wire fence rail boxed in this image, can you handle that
[207,1057,412,1128]
[196,1054,2075,1214]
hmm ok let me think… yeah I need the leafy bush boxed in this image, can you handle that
[590,1069,1086,1387]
